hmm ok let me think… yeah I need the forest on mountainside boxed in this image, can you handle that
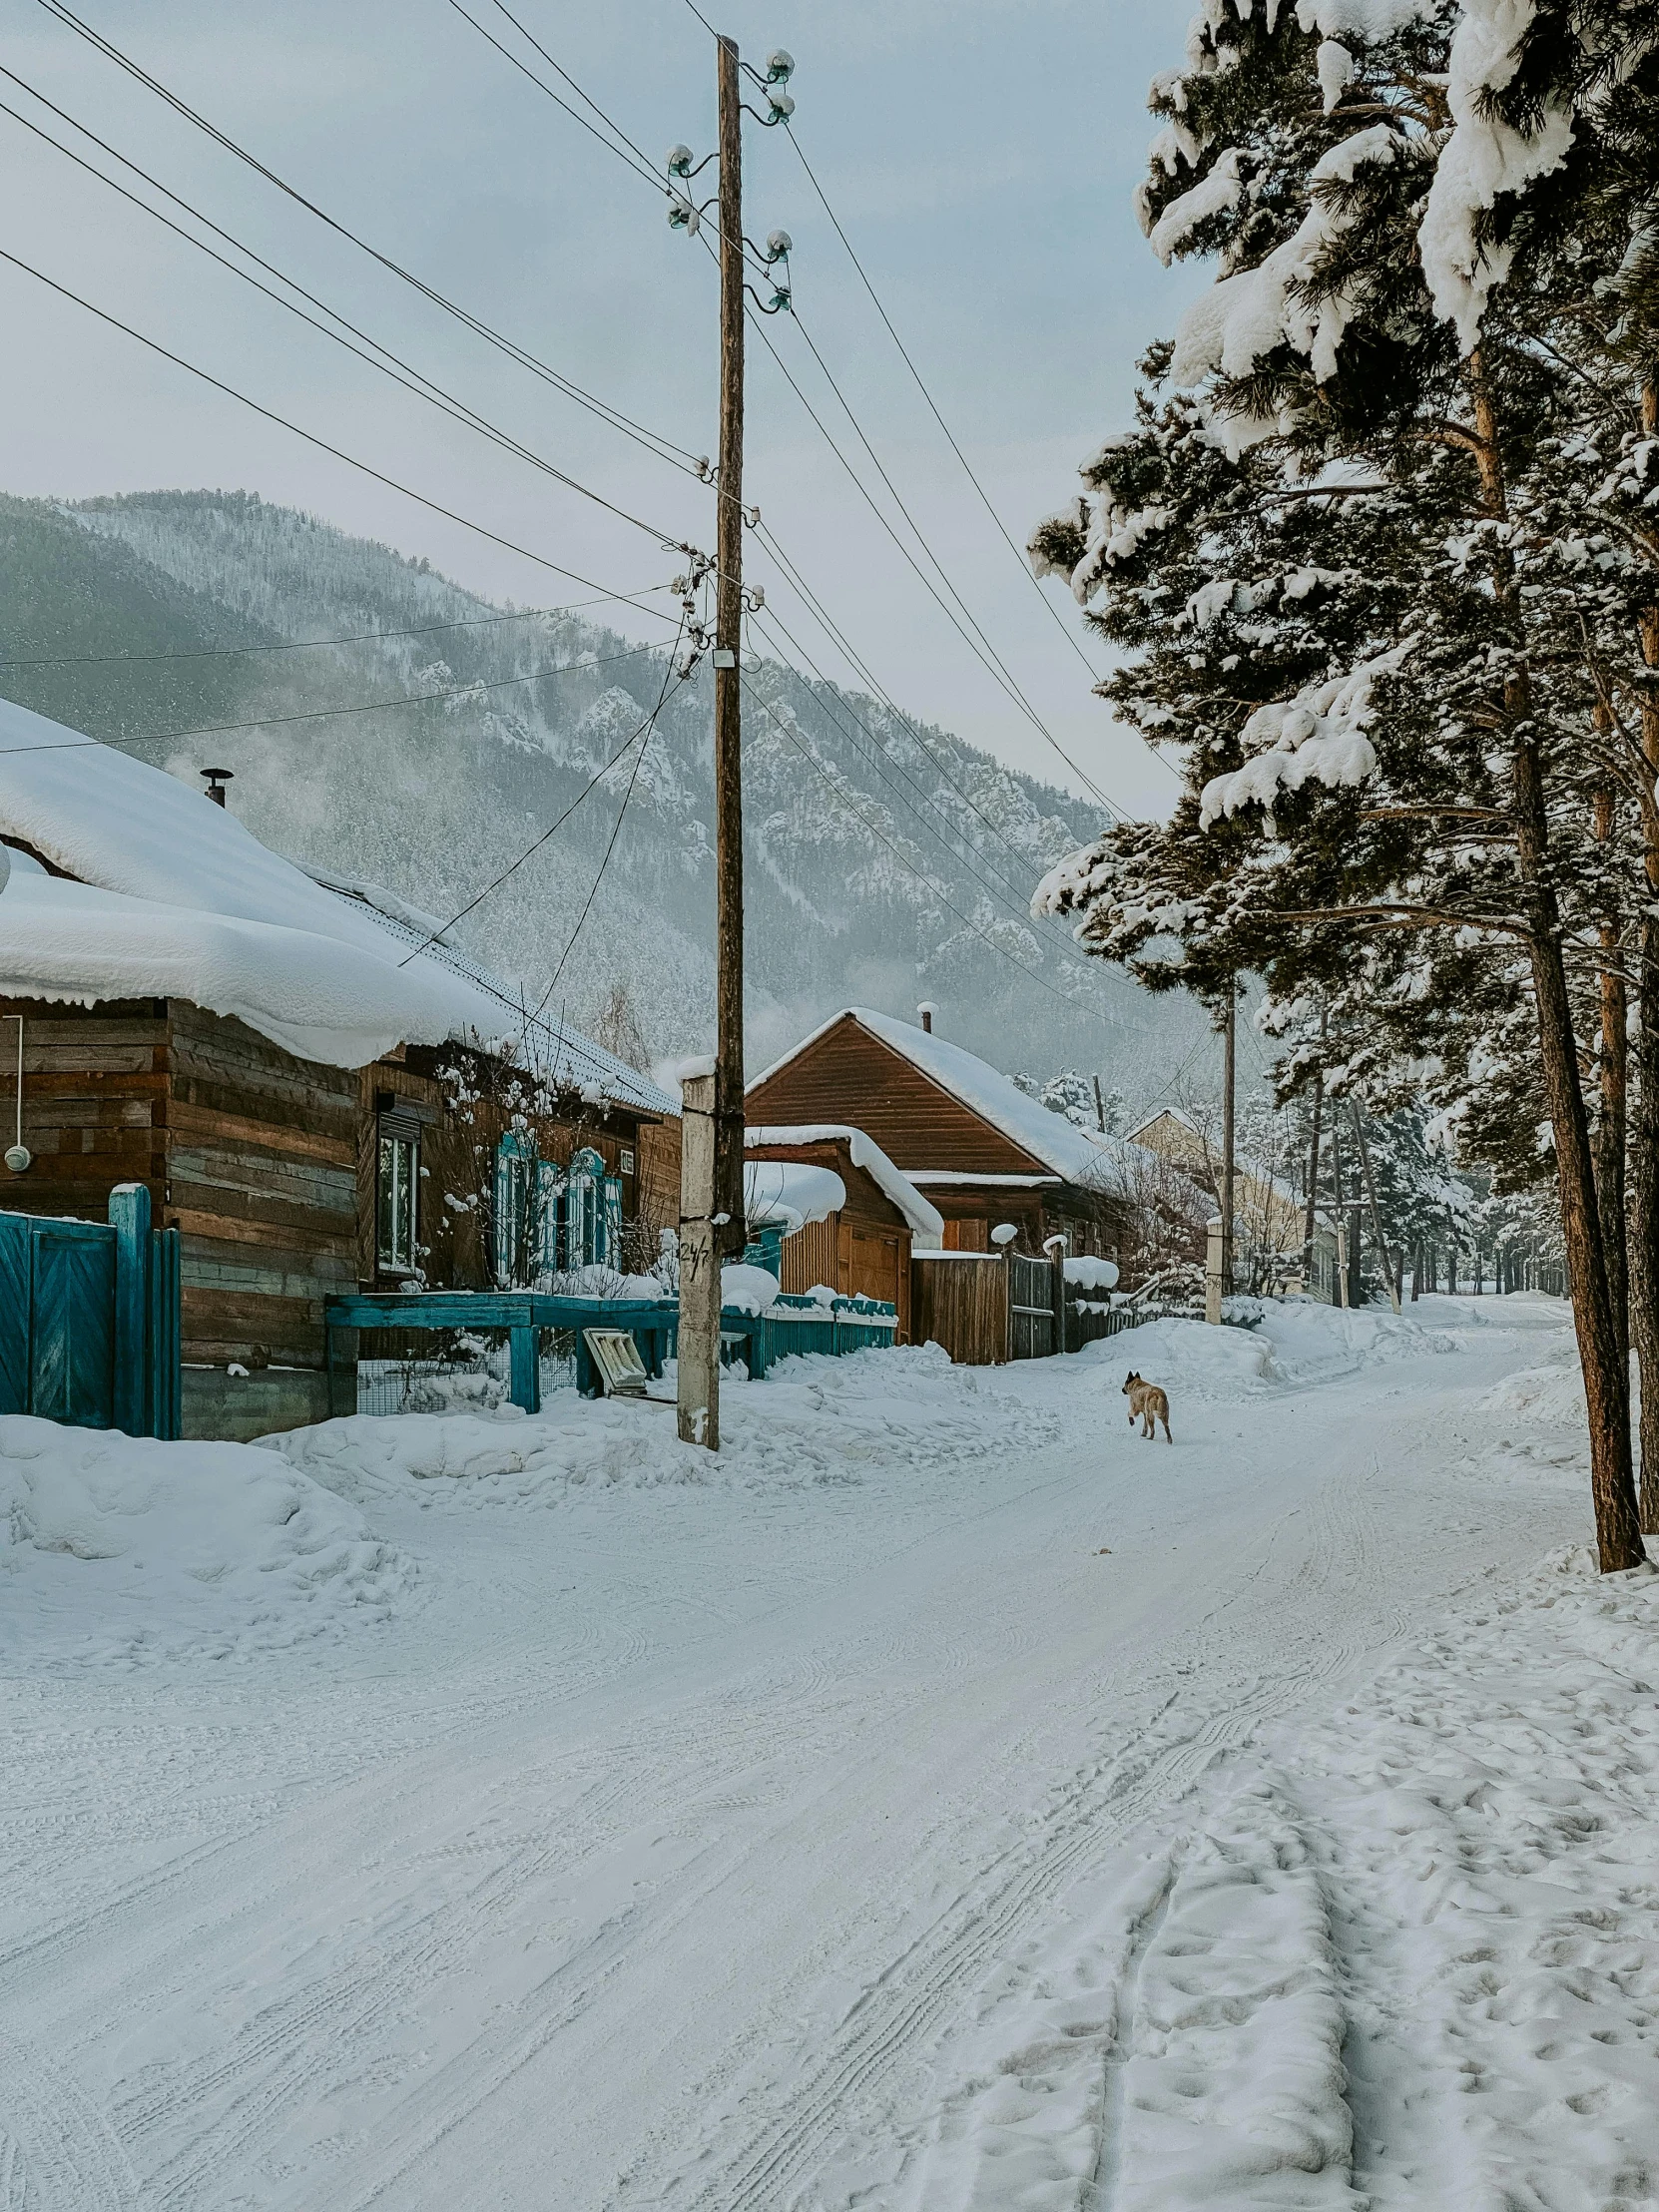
[0,487,1211,1093]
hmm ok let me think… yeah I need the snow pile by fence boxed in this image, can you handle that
[268,1344,1058,1509]
[0,1414,412,1666]
[1076,1294,1463,1401]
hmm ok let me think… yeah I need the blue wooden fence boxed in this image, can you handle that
[0,1186,182,1437]
[325,1283,899,1414]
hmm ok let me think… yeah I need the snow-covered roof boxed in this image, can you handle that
[750,1009,1156,1190]
[746,1121,944,1247]
[0,698,674,1113]
[744,1159,845,1236]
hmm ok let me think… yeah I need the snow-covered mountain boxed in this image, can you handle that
[0,488,1209,1086]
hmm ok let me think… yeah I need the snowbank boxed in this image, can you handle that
[268,1345,1059,1508]
[0,1415,411,1666]
[909,1531,1659,2211]
[1078,1294,1461,1400]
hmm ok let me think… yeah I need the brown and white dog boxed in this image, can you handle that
[1122,1371,1172,1443]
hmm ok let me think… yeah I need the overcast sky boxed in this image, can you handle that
[0,0,1207,816]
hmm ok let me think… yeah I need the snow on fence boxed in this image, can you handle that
[326,1286,899,1415]
[911,1250,1182,1367]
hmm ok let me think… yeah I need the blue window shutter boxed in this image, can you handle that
[604,1177,623,1267]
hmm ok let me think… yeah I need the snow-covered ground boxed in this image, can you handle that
[2,1295,1652,2209]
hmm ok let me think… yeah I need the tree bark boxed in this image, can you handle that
[1468,351,1643,1570]
[1592,781,1629,1360]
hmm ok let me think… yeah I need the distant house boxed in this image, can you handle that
[746,1007,1151,1262]
[0,699,677,1439]
[745,1125,943,1341]
[1128,1107,1303,1284]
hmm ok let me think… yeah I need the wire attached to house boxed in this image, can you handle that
[514,634,688,1050]
[396,625,691,966]
[0,247,686,618]
[35,0,706,478]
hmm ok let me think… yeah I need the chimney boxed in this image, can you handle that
[201,767,234,808]
[916,1001,936,1034]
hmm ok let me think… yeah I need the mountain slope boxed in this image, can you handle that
[0,489,1208,1085]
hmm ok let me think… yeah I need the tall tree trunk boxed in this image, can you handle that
[1469,353,1643,1570]
[1631,382,1659,1534]
[1592,782,1629,1359]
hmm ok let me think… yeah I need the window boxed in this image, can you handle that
[376,1117,420,1274]
[494,1131,534,1288]
[565,1148,624,1270]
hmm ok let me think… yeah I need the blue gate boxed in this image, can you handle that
[0,1184,182,1437]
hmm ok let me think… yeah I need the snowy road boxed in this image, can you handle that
[0,1299,1618,2208]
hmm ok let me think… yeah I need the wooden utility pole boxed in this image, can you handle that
[1351,1100,1401,1315]
[1220,988,1236,1298]
[713,31,747,1269]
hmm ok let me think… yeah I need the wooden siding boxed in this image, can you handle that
[747,1015,1047,1176]
[752,1135,914,1341]
[910,1255,1008,1365]
[0,998,168,1220]
[167,1004,359,1372]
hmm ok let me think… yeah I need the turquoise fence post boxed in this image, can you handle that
[509,1325,541,1413]
[109,1183,151,1436]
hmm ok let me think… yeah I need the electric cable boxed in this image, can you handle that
[742,300,1132,823]
[0,84,697,551]
[516,636,685,1043]
[0,587,674,669]
[750,524,1108,933]
[36,0,703,476]
[753,595,1103,953]
[0,246,685,619]
[740,658,1123,1021]
[398,627,689,963]
[781,118,1112,695]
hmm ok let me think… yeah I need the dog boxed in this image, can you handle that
[1122,1371,1172,1443]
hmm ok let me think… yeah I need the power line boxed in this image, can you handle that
[397,632,688,962]
[781,118,1110,697]
[0,83,696,554]
[35,0,703,477]
[742,629,1119,1023]
[0,588,673,669]
[117,642,665,746]
[755,595,1100,954]
[0,247,686,619]
[750,521,1108,942]
[517,637,686,1041]
[741,300,1132,823]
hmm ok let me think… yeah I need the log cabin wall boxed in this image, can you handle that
[0,999,677,1440]
[166,1002,359,1439]
[0,995,167,1224]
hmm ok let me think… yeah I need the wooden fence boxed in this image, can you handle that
[910,1253,1011,1365]
[911,1249,1179,1367]
[0,1186,182,1436]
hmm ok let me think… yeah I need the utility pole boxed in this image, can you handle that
[713,31,747,1272]
[1220,987,1236,1299]
[1352,1100,1401,1315]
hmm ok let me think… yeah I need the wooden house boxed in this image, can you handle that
[745,1125,943,1342]
[746,1007,1148,1266]
[1128,1107,1304,1286]
[0,701,677,1440]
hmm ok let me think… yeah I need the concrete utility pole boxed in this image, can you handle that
[1220,988,1236,1298]
[677,1065,721,1448]
[712,31,747,1277]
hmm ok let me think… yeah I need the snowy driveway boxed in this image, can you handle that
[0,1298,1627,2208]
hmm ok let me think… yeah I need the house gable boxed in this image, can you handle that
[745,1013,1049,1177]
